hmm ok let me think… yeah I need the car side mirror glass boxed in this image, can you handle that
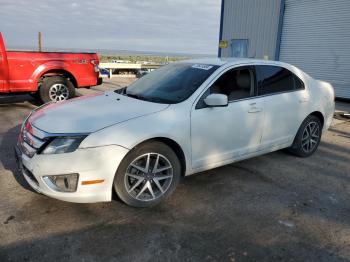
[204,94,228,107]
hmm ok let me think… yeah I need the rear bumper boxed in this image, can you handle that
[14,144,129,203]
[324,100,335,131]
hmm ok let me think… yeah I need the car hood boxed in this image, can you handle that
[29,92,169,134]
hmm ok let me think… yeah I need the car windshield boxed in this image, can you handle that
[125,63,218,103]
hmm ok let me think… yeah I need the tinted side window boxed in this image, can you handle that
[257,65,304,95]
[210,68,254,101]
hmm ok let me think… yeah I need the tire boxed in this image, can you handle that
[114,141,181,207]
[39,76,75,103]
[288,115,322,157]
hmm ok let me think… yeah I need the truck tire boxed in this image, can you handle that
[39,76,75,103]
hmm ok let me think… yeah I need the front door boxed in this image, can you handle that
[191,66,265,170]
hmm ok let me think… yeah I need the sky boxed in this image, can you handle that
[0,0,221,55]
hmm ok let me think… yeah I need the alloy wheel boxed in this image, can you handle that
[49,83,69,102]
[124,153,173,201]
[301,121,320,153]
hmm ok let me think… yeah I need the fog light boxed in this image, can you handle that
[43,174,79,192]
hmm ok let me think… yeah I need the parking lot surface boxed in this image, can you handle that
[0,78,350,261]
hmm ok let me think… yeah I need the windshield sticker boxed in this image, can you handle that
[191,64,213,70]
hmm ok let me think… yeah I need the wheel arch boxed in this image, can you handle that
[38,69,78,89]
[309,111,324,128]
[132,137,187,178]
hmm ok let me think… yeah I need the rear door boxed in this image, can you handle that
[191,66,265,170]
[256,65,308,149]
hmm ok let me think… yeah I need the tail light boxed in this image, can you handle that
[90,59,99,65]
[91,59,100,72]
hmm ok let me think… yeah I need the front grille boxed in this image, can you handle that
[23,130,45,150]
[22,165,39,186]
[19,121,47,158]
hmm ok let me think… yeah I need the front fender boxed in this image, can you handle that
[80,109,192,174]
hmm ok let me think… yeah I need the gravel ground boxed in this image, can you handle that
[0,79,349,262]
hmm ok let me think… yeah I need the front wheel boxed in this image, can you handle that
[114,142,181,207]
[288,115,322,157]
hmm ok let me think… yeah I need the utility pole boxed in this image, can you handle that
[38,32,42,52]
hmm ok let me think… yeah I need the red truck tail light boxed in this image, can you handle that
[90,59,99,65]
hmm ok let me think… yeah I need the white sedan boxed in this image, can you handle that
[15,58,335,207]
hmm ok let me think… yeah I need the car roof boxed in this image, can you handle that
[181,57,311,80]
[183,57,292,68]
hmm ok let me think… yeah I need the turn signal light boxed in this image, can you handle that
[81,179,105,185]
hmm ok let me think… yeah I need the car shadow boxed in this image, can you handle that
[0,94,41,106]
[0,124,36,192]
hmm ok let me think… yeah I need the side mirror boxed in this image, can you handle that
[204,94,228,107]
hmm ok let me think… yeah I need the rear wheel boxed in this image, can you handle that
[39,76,75,103]
[114,141,181,207]
[288,115,322,157]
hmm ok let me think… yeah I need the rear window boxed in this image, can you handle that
[257,65,304,95]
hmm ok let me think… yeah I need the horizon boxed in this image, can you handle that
[5,43,214,57]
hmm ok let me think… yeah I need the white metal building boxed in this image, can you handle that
[218,0,350,99]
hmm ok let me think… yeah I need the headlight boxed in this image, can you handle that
[42,136,86,154]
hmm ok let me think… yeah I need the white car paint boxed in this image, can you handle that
[191,95,265,169]
[16,58,335,203]
[30,93,169,134]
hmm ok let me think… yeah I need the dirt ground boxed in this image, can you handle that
[0,78,350,261]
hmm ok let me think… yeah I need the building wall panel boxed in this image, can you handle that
[279,0,350,98]
[220,0,281,60]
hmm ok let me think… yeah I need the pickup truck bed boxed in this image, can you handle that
[0,32,102,103]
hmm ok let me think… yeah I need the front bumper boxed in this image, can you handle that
[14,144,129,203]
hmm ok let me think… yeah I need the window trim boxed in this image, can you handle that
[255,65,305,97]
[195,65,258,109]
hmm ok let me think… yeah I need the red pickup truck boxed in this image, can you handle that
[0,32,102,103]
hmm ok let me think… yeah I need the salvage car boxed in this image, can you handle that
[0,32,102,103]
[15,58,335,207]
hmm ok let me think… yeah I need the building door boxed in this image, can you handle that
[279,0,350,99]
[230,39,248,58]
